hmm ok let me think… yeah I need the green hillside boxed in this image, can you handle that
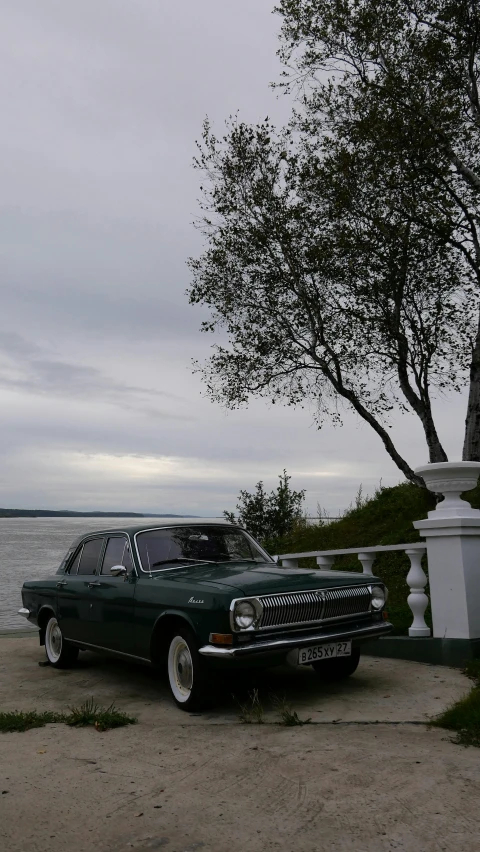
[275,481,480,635]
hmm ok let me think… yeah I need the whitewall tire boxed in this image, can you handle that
[44,615,79,668]
[167,627,209,711]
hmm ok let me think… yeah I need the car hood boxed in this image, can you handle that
[155,561,377,596]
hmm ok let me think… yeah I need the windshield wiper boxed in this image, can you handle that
[150,557,217,567]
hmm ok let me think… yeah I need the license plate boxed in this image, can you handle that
[298,641,352,665]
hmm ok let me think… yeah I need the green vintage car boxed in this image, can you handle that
[19,519,392,710]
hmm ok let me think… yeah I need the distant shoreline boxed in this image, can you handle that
[0,510,196,519]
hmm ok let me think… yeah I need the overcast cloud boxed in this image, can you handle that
[0,0,466,517]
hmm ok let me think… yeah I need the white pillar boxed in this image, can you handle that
[281,558,298,568]
[405,548,430,637]
[316,555,334,570]
[414,462,480,640]
[357,552,375,575]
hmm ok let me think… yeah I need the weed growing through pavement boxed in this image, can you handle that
[237,689,265,724]
[67,698,137,731]
[272,694,312,727]
[0,699,137,733]
[237,690,312,726]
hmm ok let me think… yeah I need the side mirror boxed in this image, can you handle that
[110,565,127,577]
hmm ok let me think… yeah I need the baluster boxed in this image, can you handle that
[357,552,375,575]
[316,556,334,570]
[281,558,298,568]
[405,548,430,637]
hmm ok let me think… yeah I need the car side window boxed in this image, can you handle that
[101,537,133,575]
[77,539,104,575]
[67,546,83,575]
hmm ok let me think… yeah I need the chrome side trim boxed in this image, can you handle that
[18,607,31,619]
[65,639,151,664]
[199,621,393,658]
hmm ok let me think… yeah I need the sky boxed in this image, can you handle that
[0,0,467,517]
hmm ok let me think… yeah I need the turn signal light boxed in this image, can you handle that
[383,610,389,620]
[209,633,233,645]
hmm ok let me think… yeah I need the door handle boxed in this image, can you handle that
[56,580,67,588]
[87,581,102,588]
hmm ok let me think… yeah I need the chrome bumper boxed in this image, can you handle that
[199,620,393,658]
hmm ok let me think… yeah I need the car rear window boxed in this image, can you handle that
[77,539,104,575]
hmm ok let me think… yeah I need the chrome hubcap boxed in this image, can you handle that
[174,643,193,694]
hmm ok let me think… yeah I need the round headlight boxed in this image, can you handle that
[234,600,256,629]
[371,585,387,610]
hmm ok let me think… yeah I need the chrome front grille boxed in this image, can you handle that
[322,586,371,620]
[258,585,372,630]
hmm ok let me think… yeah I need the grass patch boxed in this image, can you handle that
[237,689,265,724]
[0,710,66,733]
[431,661,480,747]
[0,699,137,733]
[66,698,136,731]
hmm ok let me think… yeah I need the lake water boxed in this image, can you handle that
[0,517,161,631]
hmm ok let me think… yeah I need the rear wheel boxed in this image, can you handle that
[44,615,79,668]
[167,627,210,711]
[311,647,361,681]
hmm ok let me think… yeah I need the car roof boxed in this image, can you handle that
[70,518,239,546]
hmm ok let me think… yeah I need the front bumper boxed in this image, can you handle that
[199,620,393,658]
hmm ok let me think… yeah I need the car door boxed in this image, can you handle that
[88,535,136,654]
[56,537,105,643]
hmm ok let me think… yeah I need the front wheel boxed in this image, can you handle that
[311,647,361,682]
[44,615,79,668]
[167,627,210,711]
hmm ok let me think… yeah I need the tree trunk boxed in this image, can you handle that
[463,312,480,460]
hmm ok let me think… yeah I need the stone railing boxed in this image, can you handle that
[274,542,430,638]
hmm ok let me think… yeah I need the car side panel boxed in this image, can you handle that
[88,575,137,653]
[56,575,99,642]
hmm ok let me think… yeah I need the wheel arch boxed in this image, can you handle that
[37,605,56,646]
[150,610,197,666]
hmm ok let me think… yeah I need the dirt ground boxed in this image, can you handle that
[1,635,479,852]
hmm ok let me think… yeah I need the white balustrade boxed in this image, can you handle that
[275,462,480,649]
[316,555,334,570]
[404,548,430,637]
[357,552,375,575]
[414,461,480,641]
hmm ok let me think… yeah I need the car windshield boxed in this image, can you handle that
[136,525,272,572]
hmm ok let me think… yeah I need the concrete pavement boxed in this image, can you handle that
[1,635,479,852]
